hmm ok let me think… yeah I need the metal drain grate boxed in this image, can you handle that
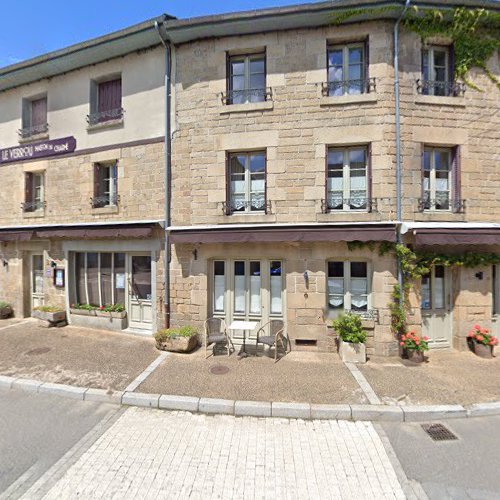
[421,423,458,441]
[210,365,230,375]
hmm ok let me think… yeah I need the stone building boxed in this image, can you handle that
[0,0,498,355]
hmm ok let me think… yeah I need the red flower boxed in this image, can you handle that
[476,335,484,342]
[423,336,430,341]
[400,342,404,346]
[99,306,104,310]
[473,324,481,330]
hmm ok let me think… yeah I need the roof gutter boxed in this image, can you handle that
[155,19,173,329]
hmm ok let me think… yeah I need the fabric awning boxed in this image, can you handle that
[170,225,396,244]
[412,228,500,246]
[35,227,153,239]
[0,231,33,242]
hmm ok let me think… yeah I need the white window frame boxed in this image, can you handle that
[422,45,449,95]
[32,172,45,210]
[327,43,366,96]
[228,53,266,104]
[327,260,371,313]
[423,147,452,212]
[327,146,368,211]
[421,265,447,311]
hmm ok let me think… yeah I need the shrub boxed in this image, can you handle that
[467,324,498,347]
[154,326,197,343]
[0,301,11,309]
[71,303,125,312]
[400,332,430,352]
[33,305,64,313]
[332,313,366,344]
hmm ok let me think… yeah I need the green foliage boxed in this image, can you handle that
[0,301,12,308]
[33,305,64,313]
[155,325,198,342]
[400,331,430,352]
[70,303,125,312]
[332,312,367,344]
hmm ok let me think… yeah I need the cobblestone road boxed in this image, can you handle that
[24,408,407,500]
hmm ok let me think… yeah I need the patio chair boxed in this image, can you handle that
[204,318,234,358]
[256,319,290,362]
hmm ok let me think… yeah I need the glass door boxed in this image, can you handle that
[128,254,152,330]
[31,254,45,310]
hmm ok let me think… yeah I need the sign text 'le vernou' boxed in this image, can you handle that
[0,137,76,164]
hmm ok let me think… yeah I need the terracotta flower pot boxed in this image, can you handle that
[406,349,425,363]
[473,341,493,359]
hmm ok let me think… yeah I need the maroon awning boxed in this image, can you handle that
[0,231,33,241]
[413,228,500,246]
[35,227,153,239]
[170,225,396,244]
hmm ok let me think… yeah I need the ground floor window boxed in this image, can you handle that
[327,261,369,312]
[494,265,499,316]
[74,252,125,306]
[421,265,445,310]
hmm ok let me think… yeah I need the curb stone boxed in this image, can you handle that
[1,375,500,421]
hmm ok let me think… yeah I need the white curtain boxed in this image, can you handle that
[250,275,261,314]
[434,277,445,309]
[270,275,282,314]
[234,275,245,313]
[328,278,344,308]
[214,275,225,312]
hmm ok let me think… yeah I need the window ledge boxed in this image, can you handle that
[415,94,466,107]
[320,94,377,107]
[22,210,45,219]
[91,205,119,215]
[218,213,276,224]
[18,133,49,144]
[87,118,124,132]
[219,101,274,114]
[316,212,377,223]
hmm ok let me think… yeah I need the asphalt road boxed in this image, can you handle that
[0,391,119,499]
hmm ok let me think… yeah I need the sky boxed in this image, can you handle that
[0,0,318,68]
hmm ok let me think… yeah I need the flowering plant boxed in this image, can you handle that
[467,325,498,346]
[400,331,430,352]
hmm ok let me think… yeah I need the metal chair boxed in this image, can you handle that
[204,318,234,358]
[256,319,290,362]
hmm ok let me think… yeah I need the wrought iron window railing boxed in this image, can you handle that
[331,309,379,322]
[321,197,377,213]
[221,199,271,216]
[322,78,376,97]
[90,194,120,209]
[18,123,49,139]
[86,108,124,126]
[21,200,46,213]
[418,198,466,213]
[221,87,273,105]
[416,79,466,97]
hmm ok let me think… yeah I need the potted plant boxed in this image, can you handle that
[155,326,199,353]
[0,301,13,319]
[32,305,67,325]
[69,303,127,331]
[400,331,429,363]
[467,325,498,359]
[332,312,367,364]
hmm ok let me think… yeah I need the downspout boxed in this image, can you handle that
[155,19,172,329]
[394,0,411,305]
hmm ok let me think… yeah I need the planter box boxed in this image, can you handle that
[156,335,199,353]
[0,305,13,319]
[469,340,494,359]
[339,339,366,364]
[70,309,127,331]
[32,309,67,325]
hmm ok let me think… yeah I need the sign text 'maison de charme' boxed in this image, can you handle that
[0,136,77,164]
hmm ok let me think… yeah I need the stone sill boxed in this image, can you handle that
[316,212,377,223]
[219,101,274,114]
[18,133,49,144]
[320,94,377,107]
[91,205,119,215]
[22,210,45,219]
[412,212,466,223]
[218,213,276,224]
[87,118,124,132]
[414,94,466,107]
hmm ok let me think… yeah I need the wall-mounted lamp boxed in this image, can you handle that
[475,271,484,280]
[2,259,7,268]
[50,261,57,268]
[192,248,198,261]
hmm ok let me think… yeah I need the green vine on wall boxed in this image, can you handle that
[332,6,500,90]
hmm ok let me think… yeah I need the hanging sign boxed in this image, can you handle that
[0,136,76,164]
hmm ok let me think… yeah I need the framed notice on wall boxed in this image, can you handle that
[54,268,65,288]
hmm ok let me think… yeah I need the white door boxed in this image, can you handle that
[211,259,284,346]
[127,254,153,330]
[421,265,452,348]
[493,265,500,337]
[31,254,45,310]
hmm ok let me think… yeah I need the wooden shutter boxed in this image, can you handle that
[110,79,122,110]
[364,38,370,93]
[90,80,98,115]
[367,143,373,213]
[225,153,231,215]
[31,97,47,127]
[263,150,268,214]
[112,162,118,202]
[420,145,426,211]
[25,172,33,203]
[451,146,461,213]
[93,164,101,198]
[22,100,31,129]
[449,44,455,84]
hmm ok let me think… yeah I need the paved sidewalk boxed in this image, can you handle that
[24,408,408,500]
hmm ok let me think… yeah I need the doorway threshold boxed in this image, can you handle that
[123,327,153,338]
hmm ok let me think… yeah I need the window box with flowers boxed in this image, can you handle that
[69,304,127,331]
[467,325,498,359]
[400,332,429,363]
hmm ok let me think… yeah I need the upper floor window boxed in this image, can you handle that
[92,162,118,208]
[326,146,370,211]
[227,53,266,104]
[88,77,123,126]
[23,172,45,213]
[20,96,48,139]
[226,151,266,214]
[420,45,456,96]
[327,43,369,96]
[328,261,369,313]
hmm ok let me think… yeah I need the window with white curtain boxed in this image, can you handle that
[422,45,450,96]
[327,43,366,96]
[327,261,369,312]
[423,147,451,211]
[213,261,225,313]
[270,261,283,315]
[327,147,368,211]
[421,265,446,310]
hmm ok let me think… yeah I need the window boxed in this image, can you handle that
[421,265,445,310]
[227,53,266,104]
[422,45,451,96]
[23,172,45,212]
[74,252,126,306]
[328,261,369,312]
[213,261,226,313]
[227,151,266,214]
[327,43,367,96]
[92,162,118,208]
[327,146,369,211]
[21,96,48,138]
[422,147,452,211]
[88,77,122,125]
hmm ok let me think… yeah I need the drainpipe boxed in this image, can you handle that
[155,19,172,329]
[394,0,411,304]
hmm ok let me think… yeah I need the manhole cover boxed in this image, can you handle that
[25,347,51,356]
[210,365,230,375]
[421,423,458,441]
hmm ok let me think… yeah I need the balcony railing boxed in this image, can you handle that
[221,199,271,215]
[18,123,49,139]
[21,200,46,213]
[221,87,273,105]
[416,79,466,97]
[321,197,377,213]
[87,107,124,126]
[330,308,379,322]
[90,194,120,209]
[418,198,466,213]
[321,78,376,97]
